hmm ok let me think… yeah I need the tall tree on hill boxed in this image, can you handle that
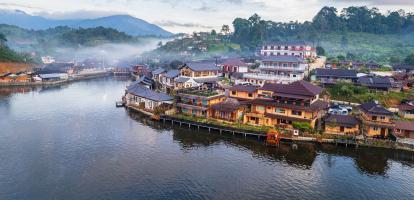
[312,6,343,32]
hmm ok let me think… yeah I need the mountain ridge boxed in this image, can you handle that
[0,9,173,37]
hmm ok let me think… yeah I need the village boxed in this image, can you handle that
[121,41,414,149]
[0,57,112,86]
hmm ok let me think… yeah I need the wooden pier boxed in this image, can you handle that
[160,115,267,140]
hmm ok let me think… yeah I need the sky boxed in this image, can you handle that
[0,0,414,33]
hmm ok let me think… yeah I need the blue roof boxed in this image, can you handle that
[261,56,304,63]
[39,73,67,79]
[175,76,191,83]
[127,84,173,102]
[152,68,165,75]
[164,70,180,78]
[184,62,219,71]
[133,75,155,86]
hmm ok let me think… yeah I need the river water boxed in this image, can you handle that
[1,77,414,200]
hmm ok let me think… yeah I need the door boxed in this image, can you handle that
[340,126,345,132]
[380,128,386,137]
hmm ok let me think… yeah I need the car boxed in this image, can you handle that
[328,107,349,115]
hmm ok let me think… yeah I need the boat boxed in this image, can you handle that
[151,115,160,121]
[266,129,281,146]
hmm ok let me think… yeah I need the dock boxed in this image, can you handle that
[116,101,124,107]
[160,115,266,139]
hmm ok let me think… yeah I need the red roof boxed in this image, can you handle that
[220,58,249,67]
[395,121,414,131]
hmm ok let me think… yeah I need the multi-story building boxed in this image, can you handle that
[175,88,226,117]
[243,80,328,129]
[242,56,308,85]
[259,41,316,59]
[359,101,394,138]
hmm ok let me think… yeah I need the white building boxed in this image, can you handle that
[259,41,316,59]
[241,56,308,85]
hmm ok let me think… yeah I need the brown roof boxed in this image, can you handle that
[211,98,242,112]
[395,121,414,131]
[229,85,258,93]
[248,99,328,112]
[359,101,393,116]
[260,80,323,99]
[325,115,359,126]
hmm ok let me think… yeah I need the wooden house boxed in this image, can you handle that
[243,80,329,129]
[394,121,414,139]
[175,88,226,117]
[211,98,245,122]
[359,101,394,138]
[324,115,359,135]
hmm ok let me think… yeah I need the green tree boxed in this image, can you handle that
[316,46,325,56]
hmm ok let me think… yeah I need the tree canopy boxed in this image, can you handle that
[231,6,414,49]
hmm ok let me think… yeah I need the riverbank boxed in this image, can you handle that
[150,114,414,152]
[0,72,111,87]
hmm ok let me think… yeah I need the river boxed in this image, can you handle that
[1,77,414,200]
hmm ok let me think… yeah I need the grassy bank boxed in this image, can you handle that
[324,82,414,107]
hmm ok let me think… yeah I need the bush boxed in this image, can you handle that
[292,122,313,133]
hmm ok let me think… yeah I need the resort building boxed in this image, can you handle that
[175,88,226,117]
[178,62,221,88]
[259,41,316,59]
[228,85,259,100]
[394,121,414,139]
[211,98,245,122]
[242,56,308,85]
[398,101,414,119]
[359,101,394,138]
[324,115,360,135]
[219,58,249,78]
[125,82,173,112]
[243,80,328,129]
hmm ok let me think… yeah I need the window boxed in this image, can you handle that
[248,93,253,97]
[275,108,285,113]
[372,116,378,121]
[373,127,379,131]
[292,110,302,116]
[232,91,237,95]
[380,116,386,120]
[257,106,265,111]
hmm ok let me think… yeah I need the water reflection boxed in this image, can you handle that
[128,111,414,176]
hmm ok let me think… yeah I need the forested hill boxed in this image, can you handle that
[0,24,138,47]
[0,33,34,63]
[232,6,414,48]
[229,6,414,62]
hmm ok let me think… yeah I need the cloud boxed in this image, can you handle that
[33,10,126,20]
[154,20,213,29]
